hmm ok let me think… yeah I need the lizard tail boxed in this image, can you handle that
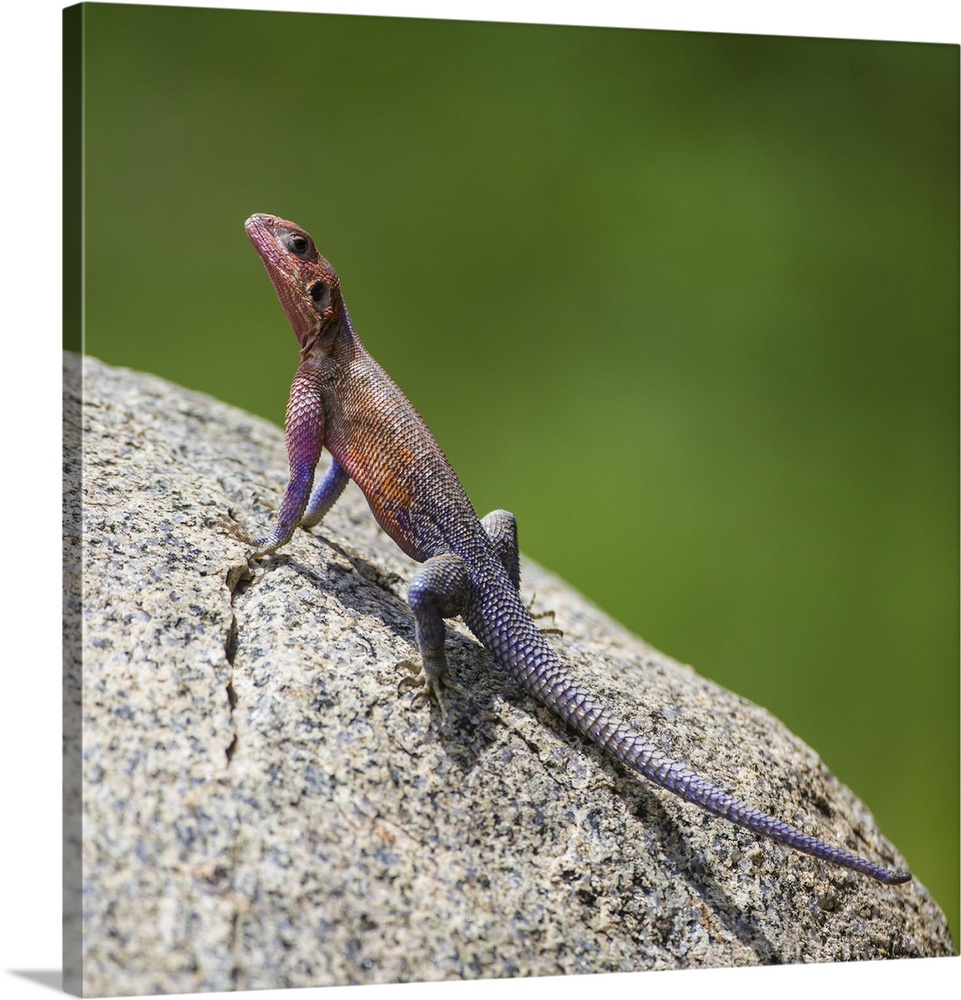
[472,594,911,885]
[547,668,910,884]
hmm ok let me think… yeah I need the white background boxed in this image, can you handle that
[1,2,956,999]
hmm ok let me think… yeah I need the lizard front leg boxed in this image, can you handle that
[401,553,470,716]
[239,361,327,558]
[300,459,350,528]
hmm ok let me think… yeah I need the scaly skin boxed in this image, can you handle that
[238,212,910,886]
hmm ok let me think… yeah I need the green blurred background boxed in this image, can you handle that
[74,4,958,943]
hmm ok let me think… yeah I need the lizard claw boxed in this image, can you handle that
[396,661,440,717]
[220,512,255,546]
[395,659,465,721]
[221,514,261,592]
[396,659,425,692]
[525,594,564,637]
[220,513,282,565]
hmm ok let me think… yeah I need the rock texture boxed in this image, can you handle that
[65,352,952,996]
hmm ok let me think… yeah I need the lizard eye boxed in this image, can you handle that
[286,233,311,257]
[309,281,328,307]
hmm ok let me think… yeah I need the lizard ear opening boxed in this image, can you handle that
[309,281,329,310]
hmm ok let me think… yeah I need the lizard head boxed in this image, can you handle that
[245,214,344,359]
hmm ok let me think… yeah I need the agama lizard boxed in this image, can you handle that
[235,212,910,887]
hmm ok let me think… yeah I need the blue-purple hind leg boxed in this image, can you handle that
[480,509,520,591]
[406,553,471,715]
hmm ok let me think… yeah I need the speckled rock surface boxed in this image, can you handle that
[68,352,952,996]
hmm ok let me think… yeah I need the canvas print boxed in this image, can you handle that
[64,3,958,995]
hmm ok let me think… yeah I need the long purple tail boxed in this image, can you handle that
[471,589,911,886]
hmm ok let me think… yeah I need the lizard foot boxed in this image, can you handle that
[525,594,564,637]
[396,660,466,721]
[220,511,256,546]
[220,514,263,593]
[219,512,285,565]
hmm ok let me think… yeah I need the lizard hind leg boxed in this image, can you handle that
[481,509,560,635]
[480,509,521,591]
[404,553,471,717]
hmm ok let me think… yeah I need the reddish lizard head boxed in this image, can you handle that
[245,213,342,361]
